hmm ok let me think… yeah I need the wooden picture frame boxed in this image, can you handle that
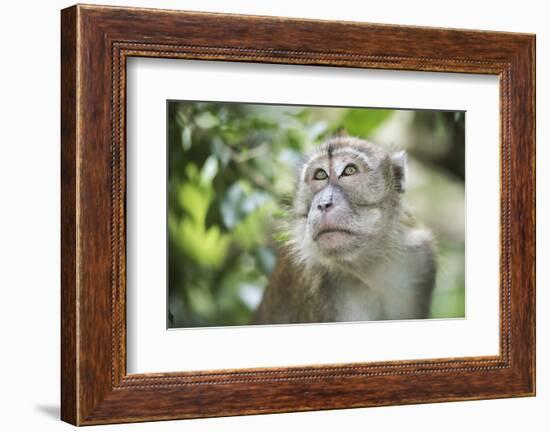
[61,4,535,425]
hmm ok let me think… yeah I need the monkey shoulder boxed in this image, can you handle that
[400,225,437,314]
[399,223,436,281]
[251,245,313,324]
[403,225,435,255]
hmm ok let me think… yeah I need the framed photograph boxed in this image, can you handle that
[61,4,535,425]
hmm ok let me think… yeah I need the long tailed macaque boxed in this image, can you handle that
[253,135,436,324]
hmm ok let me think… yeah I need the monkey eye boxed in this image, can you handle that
[341,164,358,176]
[313,169,328,180]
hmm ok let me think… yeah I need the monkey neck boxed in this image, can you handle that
[317,254,389,289]
[311,249,407,322]
[305,217,432,322]
[309,223,408,291]
[313,268,386,321]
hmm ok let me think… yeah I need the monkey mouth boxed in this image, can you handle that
[314,228,355,240]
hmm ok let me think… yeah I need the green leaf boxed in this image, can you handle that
[195,111,219,129]
[341,108,393,138]
[200,155,219,185]
[181,126,192,151]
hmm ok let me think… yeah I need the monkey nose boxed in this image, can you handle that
[317,201,333,212]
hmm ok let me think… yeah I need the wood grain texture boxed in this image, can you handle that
[60,6,78,425]
[60,4,535,425]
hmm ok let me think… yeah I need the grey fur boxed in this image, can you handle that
[253,136,436,324]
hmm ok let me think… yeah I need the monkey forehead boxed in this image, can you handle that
[299,137,386,182]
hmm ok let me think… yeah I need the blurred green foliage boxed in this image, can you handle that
[168,102,465,328]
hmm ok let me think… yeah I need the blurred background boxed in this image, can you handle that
[167,101,465,328]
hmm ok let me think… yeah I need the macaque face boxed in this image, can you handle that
[292,138,405,262]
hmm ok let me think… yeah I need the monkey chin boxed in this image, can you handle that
[314,230,358,257]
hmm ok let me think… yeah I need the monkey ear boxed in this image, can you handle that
[334,127,349,137]
[390,150,407,193]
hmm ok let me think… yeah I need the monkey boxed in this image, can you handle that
[253,134,436,324]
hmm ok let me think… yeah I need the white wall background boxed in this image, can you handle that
[0,0,546,429]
